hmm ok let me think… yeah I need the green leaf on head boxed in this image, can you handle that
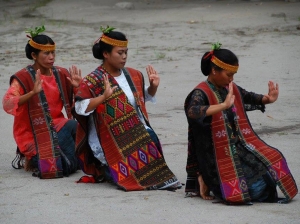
[100,25,116,34]
[211,42,222,50]
[25,25,46,38]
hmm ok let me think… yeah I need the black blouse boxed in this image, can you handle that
[185,84,267,188]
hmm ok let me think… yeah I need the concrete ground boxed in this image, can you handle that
[0,0,299,223]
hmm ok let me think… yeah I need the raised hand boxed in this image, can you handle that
[17,69,43,106]
[223,82,235,109]
[146,64,160,88]
[68,65,82,88]
[33,69,43,94]
[102,74,118,100]
[264,81,279,104]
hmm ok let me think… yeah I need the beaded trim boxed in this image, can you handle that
[100,34,128,47]
[29,39,55,51]
[211,56,238,73]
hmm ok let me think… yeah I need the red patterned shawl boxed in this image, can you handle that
[74,66,179,190]
[197,81,298,203]
[12,65,73,178]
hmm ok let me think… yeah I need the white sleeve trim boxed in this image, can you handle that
[144,85,156,104]
[75,99,94,116]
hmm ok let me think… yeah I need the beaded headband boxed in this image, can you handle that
[99,34,128,47]
[26,25,55,51]
[28,39,56,51]
[204,42,238,73]
[211,55,238,73]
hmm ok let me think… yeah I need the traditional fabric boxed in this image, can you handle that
[74,66,179,190]
[184,85,269,199]
[190,81,298,203]
[184,85,267,199]
[74,71,156,167]
[6,65,74,178]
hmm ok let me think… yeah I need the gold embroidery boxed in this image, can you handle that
[101,34,128,47]
[29,39,55,51]
[211,56,238,73]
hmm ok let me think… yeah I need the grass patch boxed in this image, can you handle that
[154,51,166,60]
[277,132,288,136]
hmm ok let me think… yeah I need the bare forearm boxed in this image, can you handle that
[206,103,227,116]
[85,95,106,113]
[18,91,36,106]
[262,95,271,104]
[147,85,158,97]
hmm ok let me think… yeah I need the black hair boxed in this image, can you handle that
[201,48,239,76]
[92,31,127,60]
[25,34,55,60]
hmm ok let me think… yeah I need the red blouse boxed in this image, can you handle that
[2,74,68,159]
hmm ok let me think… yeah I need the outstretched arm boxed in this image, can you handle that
[205,82,235,116]
[146,65,160,97]
[262,81,279,104]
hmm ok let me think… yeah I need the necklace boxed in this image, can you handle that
[101,64,120,77]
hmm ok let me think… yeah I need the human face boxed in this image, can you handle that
[104,46,128,70]
[32,49,55,70]
[212,69,235,89]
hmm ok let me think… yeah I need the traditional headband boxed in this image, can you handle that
[94,25,128,47]
[28,39,56,51]
[211,55,239,73]
[99,34,128,47]
[26,25,56,51]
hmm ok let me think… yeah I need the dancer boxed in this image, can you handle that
[184,42,297,204]
[73,26,181,190]
[3,26,81,178]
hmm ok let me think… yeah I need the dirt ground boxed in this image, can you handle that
[0,0,300,223]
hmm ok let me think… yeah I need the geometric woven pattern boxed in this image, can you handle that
[198,81,298,203]
[110,142,161,182]
[80,66,179,190]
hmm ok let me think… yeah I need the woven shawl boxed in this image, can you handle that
[75,66,178,190]
[197,81,298,203]
[12,65,73,178]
